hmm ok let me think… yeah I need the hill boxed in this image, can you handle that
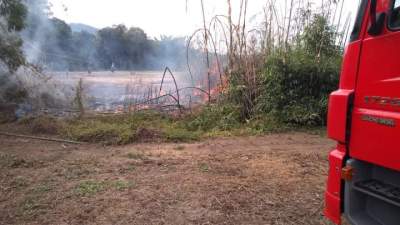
[69,23,98,34]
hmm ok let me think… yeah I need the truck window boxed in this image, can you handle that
[350,0,369,42]
[390,0,400,29]
[396,0,400,8]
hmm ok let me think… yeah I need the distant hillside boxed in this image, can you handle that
[70,23,98,34]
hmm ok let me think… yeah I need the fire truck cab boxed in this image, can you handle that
[324,0,400,224]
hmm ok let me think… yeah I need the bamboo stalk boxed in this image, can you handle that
[227,0,233,70]
[200,0,211,103]
[285,0,295,50]
[335,0,345,35]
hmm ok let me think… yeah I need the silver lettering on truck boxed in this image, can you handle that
[361,115,396,127]
[365,96,400,107]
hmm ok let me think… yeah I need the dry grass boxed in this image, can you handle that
[0,132,335,225]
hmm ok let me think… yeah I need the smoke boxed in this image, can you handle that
[21,0,75,71]
[0,0,222,115]
[0,0,73,114]
[144,36,188,71]
[21,0,51,65]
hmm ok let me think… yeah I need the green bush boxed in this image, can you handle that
[186,104,242,132]
[63,111,202,144]
[64,119,135,145]
[257,15,341,126]
[258,51,339,126]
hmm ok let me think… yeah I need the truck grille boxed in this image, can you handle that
[355,179,400,206]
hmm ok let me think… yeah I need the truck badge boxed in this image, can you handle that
[361,115,396,127]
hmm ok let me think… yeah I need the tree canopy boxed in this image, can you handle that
[0,0,27,72]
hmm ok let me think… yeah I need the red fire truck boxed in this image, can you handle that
[324,0,400,224]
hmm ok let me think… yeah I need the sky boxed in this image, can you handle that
[49,0,360,38]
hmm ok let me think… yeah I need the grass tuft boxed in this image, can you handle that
[199,163,210,172]
[74,179,135,196]
[112,180,135,191]
[126,152,146,160]
[74,180,106,196]
[174,145,185,151]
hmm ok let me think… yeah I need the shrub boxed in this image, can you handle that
[64,118,136,145]
[257,15,341,126]
[186,104,242,132]
[18,116,64,135]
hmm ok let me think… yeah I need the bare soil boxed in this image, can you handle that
[0,132,335,225]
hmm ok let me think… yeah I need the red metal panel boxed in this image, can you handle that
[349,0,400,172]
[327,90,354,143]
[338,42,362,90]
[350,108,400,171]
[325,0,398,224]
[324,148,346,225]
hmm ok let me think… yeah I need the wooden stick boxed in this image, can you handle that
[0,132,84,145]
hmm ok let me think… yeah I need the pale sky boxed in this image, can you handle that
[49,0,360,38]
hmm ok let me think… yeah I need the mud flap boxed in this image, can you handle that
[324,148,346,225]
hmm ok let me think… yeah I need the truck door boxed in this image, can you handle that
[349,0,400,171]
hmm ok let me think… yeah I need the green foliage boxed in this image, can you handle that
[14,108,327,146]
[0,37,25,72]
[164,128,201,142]
[22,15,190,71]
[0,0,27,31]
[70,31,97,69]
[74,78,85,117]
[0,0,26,72]
[257,15,341,126]
[62,112,197,145]
[64,118,135,145]
[226,69,257,119]
[301,15,339,57]
[186,104,242,132]
[96,25,149,70]
[59,108,255,145]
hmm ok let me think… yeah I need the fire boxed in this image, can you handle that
[195,60,227,102]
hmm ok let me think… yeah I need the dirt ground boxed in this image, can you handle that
[0,132,335,225]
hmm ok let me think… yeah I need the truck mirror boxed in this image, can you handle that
[368,0,386,36]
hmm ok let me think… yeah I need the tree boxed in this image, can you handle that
[124,27,148,68]
[38,18,73,70]
[0,0,27,72]
[300,15,338,58]
[146,36,187,70]
[71,31,97,70]
[96,25,149,70]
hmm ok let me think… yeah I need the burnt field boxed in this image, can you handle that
[48,70,207,114]
[0,132,335,225]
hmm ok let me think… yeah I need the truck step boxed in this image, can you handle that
[354,179,400,207]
